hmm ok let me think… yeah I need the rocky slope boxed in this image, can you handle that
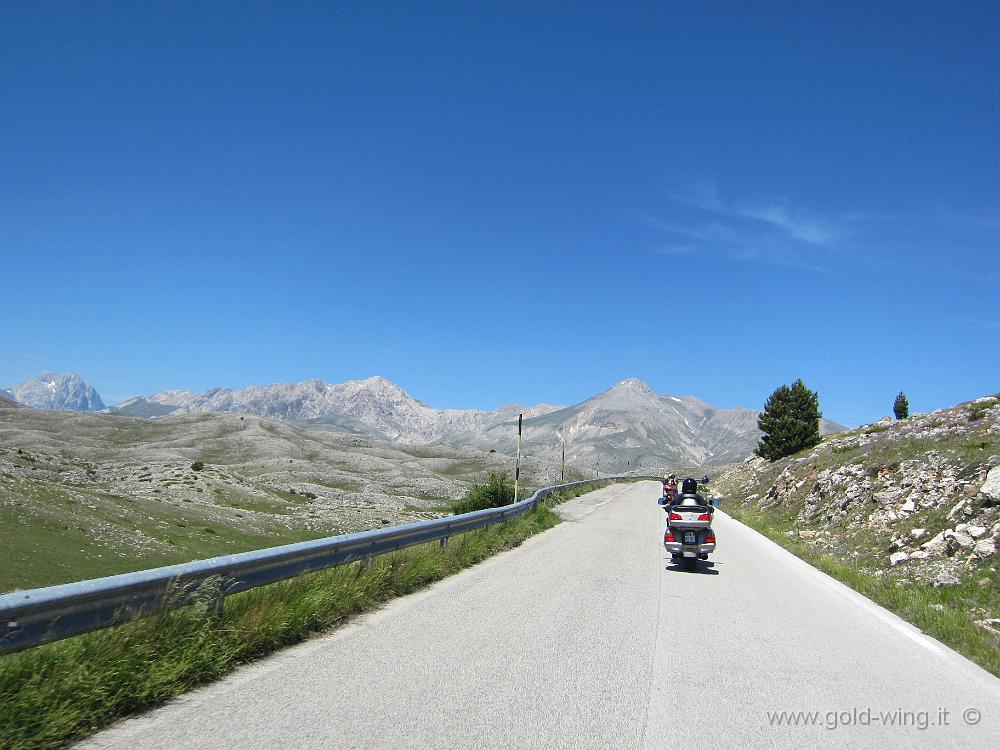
[715,394,1000,631]
[3,372,104,412]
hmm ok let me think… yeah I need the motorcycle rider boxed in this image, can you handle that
[670,477,705,509]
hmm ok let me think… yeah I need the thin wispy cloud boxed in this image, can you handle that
[735,204,837,246]
[644,186,858,272]
[668,188,841,247]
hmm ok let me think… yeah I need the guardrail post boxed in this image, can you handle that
[440,537,449,549]
[207,578,226,618]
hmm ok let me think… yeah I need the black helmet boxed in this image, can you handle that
[681,477,698,495]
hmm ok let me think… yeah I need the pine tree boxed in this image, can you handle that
[893,391,909,420]
[755,379,822,461]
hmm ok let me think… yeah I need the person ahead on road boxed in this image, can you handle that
[661,473,678,503]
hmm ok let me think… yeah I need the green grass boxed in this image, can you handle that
[0,483,334,592]
[0,506,562,750]
[725,503,1000,678]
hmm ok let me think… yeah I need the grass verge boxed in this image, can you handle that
[0,506,562,750]
[724,503,1000,678]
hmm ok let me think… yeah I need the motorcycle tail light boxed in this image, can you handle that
[697,513,711,521]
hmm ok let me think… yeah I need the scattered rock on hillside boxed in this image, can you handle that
[717,394,1000,590]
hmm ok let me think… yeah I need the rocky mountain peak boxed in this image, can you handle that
[612,377,655,395]
[4,371,105,412]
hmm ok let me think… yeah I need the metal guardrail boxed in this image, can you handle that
[0,475,660,656]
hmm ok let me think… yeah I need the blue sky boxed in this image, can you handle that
[2,1,997,426]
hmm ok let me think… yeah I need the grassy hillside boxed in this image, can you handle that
[0,402,551,592]
[714,394,1000,674]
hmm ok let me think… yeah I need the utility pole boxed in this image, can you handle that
[557,425,565,483]
[513,413,522,502]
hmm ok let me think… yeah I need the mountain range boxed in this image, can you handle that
[4,372,845,469]
[111,376,562,442]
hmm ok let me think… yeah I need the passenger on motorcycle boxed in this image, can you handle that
[661,473,678,504]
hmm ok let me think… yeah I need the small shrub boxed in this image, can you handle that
[966,400,996,421]
[451,471,515,514]
[864,424,890,435]
[190,461,205,471]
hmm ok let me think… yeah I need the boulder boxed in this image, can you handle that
[889,551,910,566]
[967,526,988,539]
[900,498,916,514]
[934,570,960,587]
[908,550,931,560]
[798,530,818,540]
[976,619,1000,636]
[910,528,927,540]
[972,538,997,559]
[945,530,976,553]
[921,531,949,556]
[981,466,1000,503]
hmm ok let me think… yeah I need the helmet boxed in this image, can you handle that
[669,473,676,480]
[681,477,698,495]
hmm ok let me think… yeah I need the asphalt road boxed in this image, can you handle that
[78,481,1000,749]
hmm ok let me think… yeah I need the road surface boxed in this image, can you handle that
[78,481,1000,748]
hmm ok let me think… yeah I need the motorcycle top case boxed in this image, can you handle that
[666,508,712,529]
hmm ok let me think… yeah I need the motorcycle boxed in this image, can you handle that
[661,476,717,571]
